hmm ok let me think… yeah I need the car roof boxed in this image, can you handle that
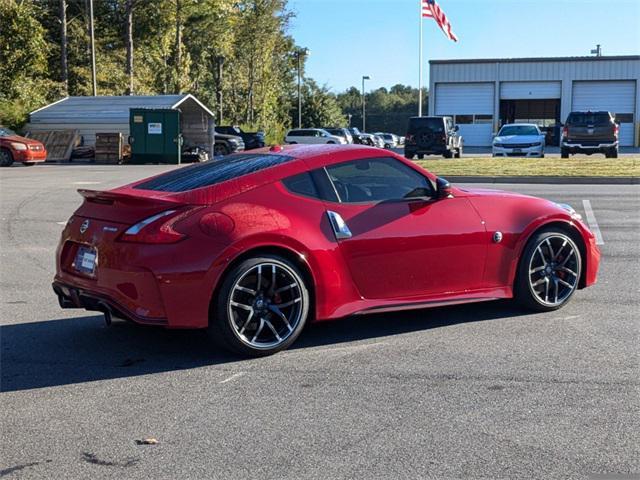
[500,123,540,127]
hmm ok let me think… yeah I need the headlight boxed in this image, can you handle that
[228,138,239,145]
[555,202,582,220]
[10,142,27,151]
[493,143,503,148]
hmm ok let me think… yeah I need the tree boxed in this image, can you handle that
[299,79,346,128]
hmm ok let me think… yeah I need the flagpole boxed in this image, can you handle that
[418,0,423,117]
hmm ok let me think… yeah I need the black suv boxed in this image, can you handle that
[404,116,462,159]
[215,126,265,150]
[561,111,619,158]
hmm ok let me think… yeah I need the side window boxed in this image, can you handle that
[282,172,319,199]
[325,157,434,203]
[288,130,299,137]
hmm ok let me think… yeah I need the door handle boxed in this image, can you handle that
[327,211,352,240]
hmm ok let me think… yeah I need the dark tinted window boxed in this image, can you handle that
[282,172,319,199]
[287,130,302,137]
[566,112,611,126]
[135,154,293,192]
[408,117,445,133]
[326,157,433,203]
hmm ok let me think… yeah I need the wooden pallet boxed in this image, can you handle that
[27,130,80,162]
[95,132,123,164]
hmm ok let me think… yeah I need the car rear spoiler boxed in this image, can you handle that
[78,189,183,207]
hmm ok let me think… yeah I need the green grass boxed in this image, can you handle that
[415,156,640,177]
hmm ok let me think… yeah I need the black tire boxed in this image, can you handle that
[442,149,453,159]
[213,143,230,156]
[560,148,569,159]
[0,148,14,167]
[404,153,414,160]
[327,141,336,144]
[209,255,311,357]
[514,229,582,312]
[22,162,36,166]
[607,148,618,159]
[417,154,425,160]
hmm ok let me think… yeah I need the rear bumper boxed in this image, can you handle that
[52,281,168,326]
[562,140,617,150]
[405,145,447,155]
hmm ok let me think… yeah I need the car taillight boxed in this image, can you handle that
[118,208,198,244]
[562,126,568,138]
[614,124,619,138]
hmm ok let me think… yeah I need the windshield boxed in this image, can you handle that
[0,127,16,137]
[498,125,540,136]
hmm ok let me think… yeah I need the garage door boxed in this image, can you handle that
[501,81,561,100]
[435,83,494,146]
[572,81,636,146]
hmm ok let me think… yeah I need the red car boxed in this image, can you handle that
[0,127,47,166]
[53,145,600,356]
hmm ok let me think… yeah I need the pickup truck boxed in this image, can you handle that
[561,111,619,158]
[215,126,265,150]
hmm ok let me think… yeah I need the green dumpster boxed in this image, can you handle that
[129,108,182,164]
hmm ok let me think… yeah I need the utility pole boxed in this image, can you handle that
[295,48,309,128]
[362,75,370,132]
[215,56,224,125]
[125,0,134,95]
[88,0,97,95]
[590,44,602,56]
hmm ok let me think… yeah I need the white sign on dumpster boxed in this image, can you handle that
[148,122,162,134]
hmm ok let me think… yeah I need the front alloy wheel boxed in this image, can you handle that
[210,256,310,356]
[515,230,582,311]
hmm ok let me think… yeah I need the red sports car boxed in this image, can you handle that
[53,145,600,356]
[0,127,47,166]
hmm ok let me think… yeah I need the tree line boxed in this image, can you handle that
[0,0,425,140]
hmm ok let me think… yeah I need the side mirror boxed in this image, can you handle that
[436,177,453,199]
[454,125,460,132]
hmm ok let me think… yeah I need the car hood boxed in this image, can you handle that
[1,134,43,146]
[494,134,543,144]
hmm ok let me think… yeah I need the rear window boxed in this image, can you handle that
[408,117,444,132]
[567,112,611,126]
[134,154,293,192]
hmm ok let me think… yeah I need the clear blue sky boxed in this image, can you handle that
[288,0,640,92]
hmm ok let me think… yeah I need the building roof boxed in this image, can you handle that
[29,94,214,122]
[430,55,640,65]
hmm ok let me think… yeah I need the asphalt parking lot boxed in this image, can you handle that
[1,164,638,479]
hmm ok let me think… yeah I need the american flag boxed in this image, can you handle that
[422,0,458,42]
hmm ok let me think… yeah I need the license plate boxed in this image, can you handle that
[512,148,522,153]
[74,246,97,275]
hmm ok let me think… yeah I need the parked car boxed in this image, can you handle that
[53,145,600,356]
[492,123,545,157]
[374,132,398,149]
[561,111,619,158]
[404,116,462,159]
[215,126,265,150]
[0,127,47,167]
[324,128,353,144]
[347,127,366,144]
[371,134,385,149]
[214,133,245,156]
[285,128,346,145]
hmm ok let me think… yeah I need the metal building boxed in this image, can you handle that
[27,94,215,148]
[428,55,640,146]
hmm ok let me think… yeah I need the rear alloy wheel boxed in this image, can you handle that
[0,148,14,167]
[515,230,582,312]
[210,256,310,356]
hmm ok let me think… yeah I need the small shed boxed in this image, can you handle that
[27,94,215,150]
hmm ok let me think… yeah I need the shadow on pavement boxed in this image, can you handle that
[1,300,527,392]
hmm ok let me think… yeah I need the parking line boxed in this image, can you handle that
[219,372,245,384]
[582,200,604,245]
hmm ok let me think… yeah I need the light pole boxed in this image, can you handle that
[347,113,352,127]
[215,55,224,125]
[295,47,309,128]
[361,75,370,132]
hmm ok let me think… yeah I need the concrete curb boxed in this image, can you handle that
[445,175,639,185]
